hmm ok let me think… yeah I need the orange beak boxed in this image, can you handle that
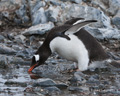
[28,64,38,72]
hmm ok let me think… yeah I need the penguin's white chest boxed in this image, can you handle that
[50,35,89,62]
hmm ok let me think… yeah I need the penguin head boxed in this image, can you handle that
[28,54,40,72]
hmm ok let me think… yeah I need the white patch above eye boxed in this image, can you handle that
[34,55,40,62]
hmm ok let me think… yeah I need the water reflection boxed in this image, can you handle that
[28,71,42,79]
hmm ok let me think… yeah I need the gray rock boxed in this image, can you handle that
[17,48,35,59]
[32,1,46,14]
[22,22,54,36]
[45,6,61,22]
[0,55,8,69]
[0,55,30,66]
[107,0,120,16]
[32,7,47,25]
[61,0,82,3]
[68,86,84,92]
[55,83,68,89]
[87,75,100,84]
[85,27,120,40]
[0,44,16,55]
[5,81,27,87]
[61,4,111,28]
[70,0,82,3]
[22,16,30,23]
[91,0,120,16]
[69,71,86,85]
[15,5,26,19]
[0,35,5,41]
[33,78,56,87]
[14,35,26,43]
[45,86,61,93]
[112,17,120,29]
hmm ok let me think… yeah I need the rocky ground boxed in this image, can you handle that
[0,0,120,96]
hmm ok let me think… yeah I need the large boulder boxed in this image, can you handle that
[22,22,54,36]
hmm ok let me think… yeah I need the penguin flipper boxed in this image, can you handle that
[64,20,97,35]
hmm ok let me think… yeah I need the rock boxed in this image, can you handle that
[15,4,27,22]
[85,27,120,40]
[87,75,100,84]
[12,45,23,51]
[91,0,120,16]
[21,48,35,59]
[14,35,26,43]
[107,52,120,60]
[45,5,61,22]
[68,86,85,92]
[31,1,46,14]
[0,35,5,42]
[61,0,82,3]
[0,55,30,66]
[70,0,82,3]
[33,78,56,87]
[33,78,68,90]
[107,0,120,16]
[0,44,16,55]
[55,83,68,89]
[61,4,111,28]
[69,71,86,85]
[44,86,61,93]
[5,81,27,87]
[0,55,8,69]
[22,22,54,36]
[112,17,120,29]
[32,7,47,25]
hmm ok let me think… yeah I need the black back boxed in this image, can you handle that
[74,28,109,62]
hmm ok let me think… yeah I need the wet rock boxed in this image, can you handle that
[55,83,68,89]
[33,78,56,87]
[5,81,27,87]
[33,78,68,89]
[0,44,16,55]
[22,22,54,36]
[44,86,61,93]
[112,17,120,29]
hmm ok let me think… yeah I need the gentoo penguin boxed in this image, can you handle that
[28,18,109,72]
